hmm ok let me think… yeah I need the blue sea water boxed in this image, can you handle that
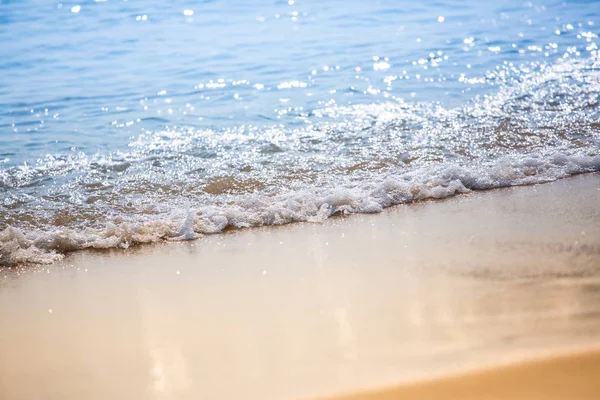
[1,0,599,265]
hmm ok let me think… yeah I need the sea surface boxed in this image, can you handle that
[1,0,599,266]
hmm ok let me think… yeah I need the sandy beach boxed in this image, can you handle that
[1,173,600,400]
[327,348,600,400]
[3,1,600,399]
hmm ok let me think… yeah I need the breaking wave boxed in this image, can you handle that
[2,56,600,266]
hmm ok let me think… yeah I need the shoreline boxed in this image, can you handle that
[3,165,600,269]
[1,173,600,400]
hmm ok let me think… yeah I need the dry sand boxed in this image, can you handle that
[326,348,600,400]
[1,173,600,400]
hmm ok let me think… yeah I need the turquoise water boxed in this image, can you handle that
[1,0,599,265]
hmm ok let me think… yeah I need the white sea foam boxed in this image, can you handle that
[2,150,598,267]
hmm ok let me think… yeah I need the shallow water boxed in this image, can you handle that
[1,0,600,265]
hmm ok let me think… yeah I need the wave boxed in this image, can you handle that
[2,149,599,267]
[2,56,600,266]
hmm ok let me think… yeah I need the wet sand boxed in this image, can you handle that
[1,173,600,400]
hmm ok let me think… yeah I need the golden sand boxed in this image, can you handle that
[1,173,600,400]
[326,349,600,400]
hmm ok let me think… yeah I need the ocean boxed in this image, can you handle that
[1,0,599,266]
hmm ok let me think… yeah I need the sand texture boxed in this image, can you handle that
[1,173,600,400]
[326,348,600,400]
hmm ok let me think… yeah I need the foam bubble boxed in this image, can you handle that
[2,149,598,267]
[1,55,600,267]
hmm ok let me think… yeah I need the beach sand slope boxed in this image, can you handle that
[1,173,599,400]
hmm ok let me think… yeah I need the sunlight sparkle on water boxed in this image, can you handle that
[1,0,599,266]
